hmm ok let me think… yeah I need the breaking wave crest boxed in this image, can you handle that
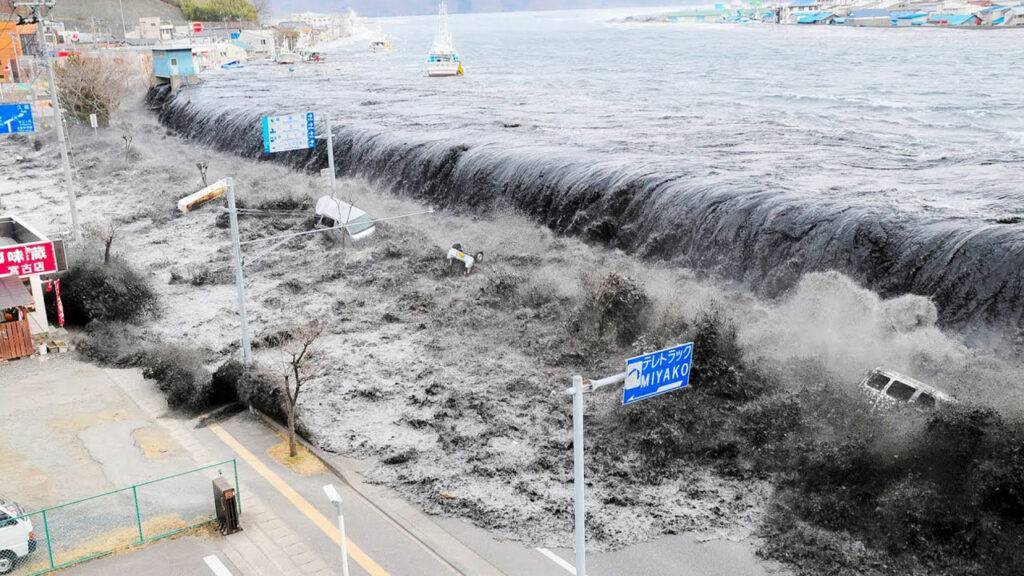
[150,88,1024,338]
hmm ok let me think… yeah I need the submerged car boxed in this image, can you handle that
[0,496,35,575]
[859,367,954,409]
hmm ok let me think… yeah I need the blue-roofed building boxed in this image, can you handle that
[928,13,980,26]
[975,5,1012,25]
[782,0,823,23]
[151,47,198,92]
[796,10,834,24]
[892,11,929,26]
[848,8,893,27]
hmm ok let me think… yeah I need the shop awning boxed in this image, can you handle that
[0,275,33,309]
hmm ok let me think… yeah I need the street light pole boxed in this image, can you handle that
[322,484,351,576]
[225,178,253,366]
[17,0,82,242]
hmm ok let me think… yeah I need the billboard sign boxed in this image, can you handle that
[262,112,316,154]
[1,241,58,277]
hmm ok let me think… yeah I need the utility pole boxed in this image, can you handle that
[117,0,128,40]
[225,178,253,367]
[16,0,82,242]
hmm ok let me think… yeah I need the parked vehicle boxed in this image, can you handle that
[859,367,954,409]
[0,496,35,574]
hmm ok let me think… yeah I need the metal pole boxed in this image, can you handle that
[117,0,128,40]
[336,502,351,576]
[226,179,253,366]
[572,373,586,576]
[325,113,336,195]
[31,3,82,242]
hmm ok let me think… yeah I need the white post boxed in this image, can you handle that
[572,373,586,576]
[324,113,336,194]
[337,503,351,576]
[31,3,82,243]
[226,179,252,366]
[323,484,350,576]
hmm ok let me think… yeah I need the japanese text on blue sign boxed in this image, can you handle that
[0,103,35,135]
[622,342,694,405]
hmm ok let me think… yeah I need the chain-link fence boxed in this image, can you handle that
[1,459,238,576]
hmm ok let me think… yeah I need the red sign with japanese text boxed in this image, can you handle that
[0,242,57,277]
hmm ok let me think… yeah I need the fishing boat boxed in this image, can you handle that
[426,2,463,77]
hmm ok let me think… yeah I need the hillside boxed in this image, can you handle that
[49,0,185,36]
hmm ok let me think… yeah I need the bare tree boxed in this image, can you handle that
[100,223,118,264]
[118,121,134,163]
[251,0,271,23]
[85,221,120,264]
[54,55,145,126]
[279,322,325,458]
[196,161,209,187]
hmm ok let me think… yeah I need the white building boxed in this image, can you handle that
[192,42,248,71]
[289,12,335,29]
[139,17,174,41]
[236,29,276,59]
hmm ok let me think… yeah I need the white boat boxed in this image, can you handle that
[426,2,463,77]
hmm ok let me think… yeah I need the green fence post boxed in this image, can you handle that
[41,509,55,569]
[232,458,241,515]
[132,486,144,544]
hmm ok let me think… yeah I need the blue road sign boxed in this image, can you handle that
[0,103,35,135]
[623,342,694,405]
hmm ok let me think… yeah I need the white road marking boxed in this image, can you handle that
[536,547,577,575]
[204,554,234,576]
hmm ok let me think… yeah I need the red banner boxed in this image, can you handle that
[54,278,64,328]
[0,241,57,277]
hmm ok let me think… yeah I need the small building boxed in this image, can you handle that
[1,214,61,360]
[927,13,981,26]
[192,42,248,72]
[782,0,823,23]
[139,17,174,42]
[236,29,276,60]
[151,47,198,91]
[848,8,893,26]
[975,5,1012,25]
[796,10,835,23]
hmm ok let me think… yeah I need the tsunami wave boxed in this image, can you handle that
[149,87,1024,338]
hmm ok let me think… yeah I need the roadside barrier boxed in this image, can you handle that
[3,459,238,575]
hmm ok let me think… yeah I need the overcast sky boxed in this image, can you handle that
[269,0,688,17]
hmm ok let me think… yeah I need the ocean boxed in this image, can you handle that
[154,9,1024,335]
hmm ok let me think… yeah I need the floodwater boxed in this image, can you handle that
[158,10,1024,336]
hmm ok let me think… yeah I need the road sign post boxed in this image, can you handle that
[565,342,694,576]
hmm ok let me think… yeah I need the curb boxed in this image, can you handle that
[247,406,507,576]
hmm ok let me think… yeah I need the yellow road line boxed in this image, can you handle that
[209,423,390,576]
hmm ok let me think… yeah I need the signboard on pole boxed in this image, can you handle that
[262,112,316,155]
[623,342,694,405]
[0,103,35,134]
[1,241,58,277]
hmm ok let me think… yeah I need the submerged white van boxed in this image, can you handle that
[314,196,376,242]
[859,368,955,410]
[0,496,35,574]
